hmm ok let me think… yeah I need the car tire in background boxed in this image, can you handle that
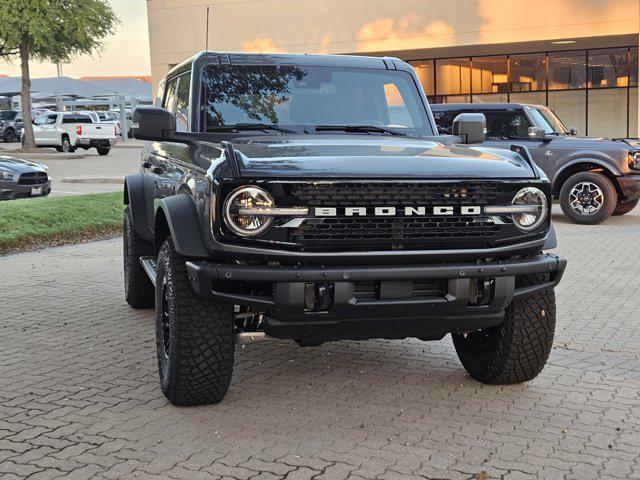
[155,237,235,406]
[123,206,155,309]
[559,171,617,224]
[452,274,555,384]
[60,136,76,153]
[3,129,16,143]
[613,197,639,216]
[97,148,110,156]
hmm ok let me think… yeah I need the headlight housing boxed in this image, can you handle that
[0,169,13,181]
[629,151,640,171]
[223,186,275,237]
[511,187,548,231]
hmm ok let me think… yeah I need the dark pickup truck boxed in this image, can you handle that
[123,52,566,405]
[432,103,640,224]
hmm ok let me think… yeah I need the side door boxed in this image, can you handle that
[33,114,58,145]
[149,74,190,204]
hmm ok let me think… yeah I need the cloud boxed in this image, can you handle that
[357,15,455,52]
[242,37,285,54]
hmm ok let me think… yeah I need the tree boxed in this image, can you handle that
[0,0,118,148]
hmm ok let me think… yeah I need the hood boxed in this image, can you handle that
[547,135,636,150]
[231,135,536,179]
[0,155,48,174]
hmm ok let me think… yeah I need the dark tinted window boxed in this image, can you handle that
[480,109,532,140]
[0,111,17,120]
[175,72,191,132]
[200,63,432,135]
[62,115,93,124]
[163,78,178,113]
[432,110,465,134]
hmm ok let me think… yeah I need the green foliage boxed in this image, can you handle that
[0,192,123,254]
[0,0,118,61]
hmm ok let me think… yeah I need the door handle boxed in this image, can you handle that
[151,166,164,174]
[141,161,152,169]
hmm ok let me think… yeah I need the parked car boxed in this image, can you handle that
[0,110,24,143]
[27,112,117,155]
[123,51,566,406]
[431,103,640,224]
[0,155,51,200]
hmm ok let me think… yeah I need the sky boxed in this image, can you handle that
[0,0,151,78]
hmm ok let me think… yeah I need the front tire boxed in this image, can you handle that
[123,206,155,308]
[452,274,555,384]
[613,197,639,216]
[97,148,110,156]
[559,171,616,224]
[3,129,16,143]
[155,238,235,406]
[60,136,74,153]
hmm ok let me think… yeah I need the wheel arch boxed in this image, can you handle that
[154,193,209,258]
[552,160,622,198]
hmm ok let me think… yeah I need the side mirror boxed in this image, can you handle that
[528,126,549,141]
[132,106,176,141]
[452,113,486,144]
[569,127,577,135]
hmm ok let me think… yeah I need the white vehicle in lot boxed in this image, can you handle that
[28,112,117,155]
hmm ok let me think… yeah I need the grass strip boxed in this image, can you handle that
[0,192,123,255]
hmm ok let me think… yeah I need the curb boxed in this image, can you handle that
[61,177,124,184]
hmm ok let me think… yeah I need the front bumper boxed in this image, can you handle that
[0,179,52,200]
[186,253,566,342]
[618,174,640,199]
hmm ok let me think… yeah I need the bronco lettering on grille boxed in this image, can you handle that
[313,206,483,217]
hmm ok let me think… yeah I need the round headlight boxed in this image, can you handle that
[223,186,275,237]
[511,187,548,231]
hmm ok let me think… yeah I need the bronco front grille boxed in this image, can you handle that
[291,182,499,207]
[287,182,504,249]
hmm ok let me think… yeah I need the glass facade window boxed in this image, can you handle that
[509,91,546,105]
[472,56,508,94]
[412,60,434,96]
[587,88,628,138]
[630,87,638,137]
[548,51,586,90]
[410,45,638,137]
[588,48,629,88]
[547,90,586,134]
[510,54,546,92]
[435,58,470,95]
[630,48,638,87]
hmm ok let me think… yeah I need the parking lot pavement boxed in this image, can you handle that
[1,207,640,480]
[0,142,142,196]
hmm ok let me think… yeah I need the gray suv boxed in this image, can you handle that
[0,110,24,143]
[432,103,640,224]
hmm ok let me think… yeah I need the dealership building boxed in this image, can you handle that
[146,0,639,137]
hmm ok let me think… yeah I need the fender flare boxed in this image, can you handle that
[156,194,209,258]
[542,222,557,250]
[552,158,621,187]
[124,173,154,241]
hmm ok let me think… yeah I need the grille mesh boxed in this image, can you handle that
[291,182,499,207]
[18,172,48,185]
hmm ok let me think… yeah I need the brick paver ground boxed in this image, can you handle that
[1,206,640,480]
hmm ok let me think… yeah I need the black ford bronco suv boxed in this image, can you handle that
[123,52,566,406]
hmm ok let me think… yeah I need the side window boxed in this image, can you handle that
[46,115,57,125]
[432,110,460,134]
[156,81,166,107]
[163,78,178,113]
[175,72,191,132]
[482,111,532,140]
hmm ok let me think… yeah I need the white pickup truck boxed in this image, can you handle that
[28,112,117,155]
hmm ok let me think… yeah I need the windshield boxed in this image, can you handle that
[199,64,432,135]
[525,105,568,134]
[0,111,17,120]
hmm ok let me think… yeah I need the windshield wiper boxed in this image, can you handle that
[207,123,295,134]
[315,124,407,136]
